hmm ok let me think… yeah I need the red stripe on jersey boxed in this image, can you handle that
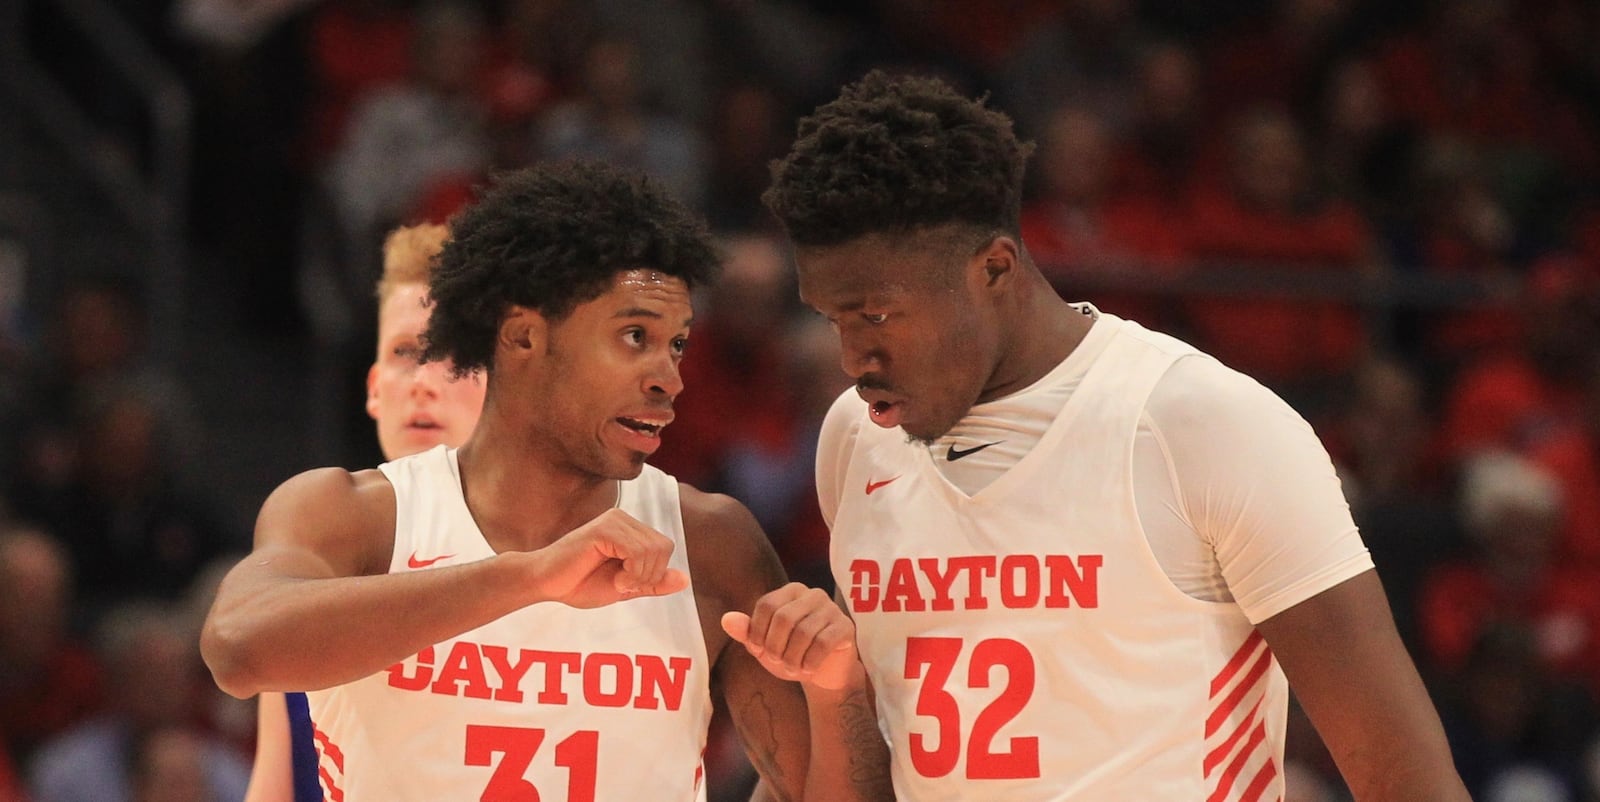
[318,766,345,802]
[1206,645,1273,737]
[1210,631,1265,698]
[313,726,345,771]
[1206,720,1267,802]
[1204,697,1263,777]
[1238,757,1280,802]
[313,725,346,800]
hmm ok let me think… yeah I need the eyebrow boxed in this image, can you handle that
[612,307,694,328]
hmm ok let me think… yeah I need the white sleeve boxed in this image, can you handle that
[815,389,867,530]
[1146,357,1374,624]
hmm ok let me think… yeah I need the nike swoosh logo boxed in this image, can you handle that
[407,552,454,569]
[947,441,1003,461]
[865,476,899,495]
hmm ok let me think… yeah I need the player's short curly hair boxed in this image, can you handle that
[763,70,1034,247]
[421,161,720,374]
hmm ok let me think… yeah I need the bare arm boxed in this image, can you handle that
[202,468,687,697]
[243,693,292,802]
[1256,570,1468,801]
[683,489,893,802]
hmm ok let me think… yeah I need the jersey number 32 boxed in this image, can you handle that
[905,636,1040,780]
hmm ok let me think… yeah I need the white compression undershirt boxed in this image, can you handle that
[823,305,1373,624]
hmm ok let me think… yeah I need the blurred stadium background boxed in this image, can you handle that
[2,0,1600,799]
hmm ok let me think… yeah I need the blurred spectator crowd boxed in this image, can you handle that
[6,0,1600,800]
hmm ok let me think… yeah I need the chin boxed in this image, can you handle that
[616,457,648,479]
[401,431,447,453]
[901,415,957,446]
[596,450,649,480]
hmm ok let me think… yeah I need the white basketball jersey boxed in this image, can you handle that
[829,316,1288,801]
[305,446,714,802]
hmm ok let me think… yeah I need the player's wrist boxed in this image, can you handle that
[800,654,868,694]
[497,548,558,606]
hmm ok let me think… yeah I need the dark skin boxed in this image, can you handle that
[203,270,892,802]
[795,225,1469,800]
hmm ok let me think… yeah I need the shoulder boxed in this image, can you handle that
[1112,317,1208,361]
[1145,355,1306,436]
[259,467,394,522]
[1141,355,1336,500]
[678,484,786,604]
[678,483,758,536]
[253,467,396,576]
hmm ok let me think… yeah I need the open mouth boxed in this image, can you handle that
[866,399,905,428]
[616,417,663,437]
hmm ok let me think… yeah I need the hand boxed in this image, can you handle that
[529,508,689,608]
[721,583,862,690]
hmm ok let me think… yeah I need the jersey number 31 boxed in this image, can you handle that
[465,725,597,802]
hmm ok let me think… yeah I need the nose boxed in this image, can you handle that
[646,352,685,399]
[411,358,452,397]
[838,332,879,380]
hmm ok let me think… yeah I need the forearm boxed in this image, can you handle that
[798,670,893,802]
[1307,670,1469,802]
[1345,759,1470,802]
[203,553,538,697]
[244,693,293,802]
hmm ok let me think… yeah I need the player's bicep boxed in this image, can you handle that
[1255,570,1463,796]
[683,488,789,606]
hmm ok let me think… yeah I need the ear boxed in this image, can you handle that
[497,305,546,362]
[970,235,1020,290]
[364,361,381,421]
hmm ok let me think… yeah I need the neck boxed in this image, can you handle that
[979,272,1094,404]
[454,404,618,552]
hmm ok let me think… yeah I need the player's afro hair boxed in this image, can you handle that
[763,70,1034,247]
[421,161,719,375]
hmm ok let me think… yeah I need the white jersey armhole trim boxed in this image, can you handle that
[1140,406,1201,542]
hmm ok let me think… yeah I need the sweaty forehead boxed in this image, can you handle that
[590,268,695,319]
[614,268,687,291]
[603,268,690,300]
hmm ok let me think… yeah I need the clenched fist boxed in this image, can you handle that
[529,508,689,608]
[721,583,863,690]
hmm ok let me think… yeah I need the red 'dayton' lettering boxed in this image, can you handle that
[849,554,1103,614]
[386,641,693,711]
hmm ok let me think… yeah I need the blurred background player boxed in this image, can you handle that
[244,222,486,802]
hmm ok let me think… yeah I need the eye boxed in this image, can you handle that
[671,336,689,355]
[623,328,646,346]
[392,344,423,362]
[863,312,888,325]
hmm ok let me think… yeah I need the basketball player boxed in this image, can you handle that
[762,72,1470,800]
[203,162,890,801]
[244,222,488,802]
